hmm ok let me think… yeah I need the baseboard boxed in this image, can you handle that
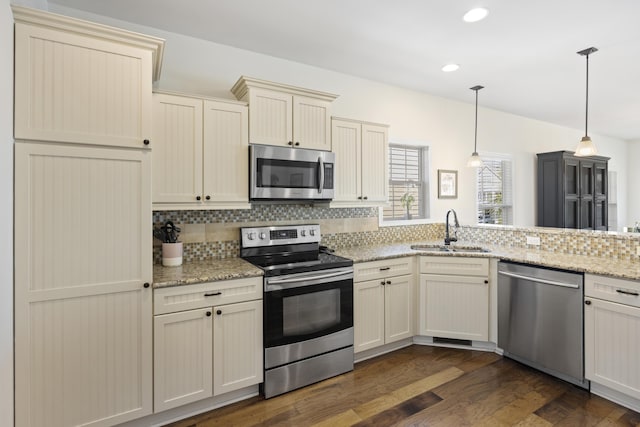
[117,386,259,427]
[590,382,640,413]
[354,338,413,363]
[413,335,497,353]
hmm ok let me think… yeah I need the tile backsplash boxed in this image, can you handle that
[153,206,640,263]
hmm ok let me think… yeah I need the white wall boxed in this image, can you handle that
[1,1,13,426]
[628,140,640,226]
[49,4,630,229]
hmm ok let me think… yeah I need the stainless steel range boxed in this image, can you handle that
[240,224,354,398]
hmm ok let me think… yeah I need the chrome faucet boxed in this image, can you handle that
[444,209,460,245]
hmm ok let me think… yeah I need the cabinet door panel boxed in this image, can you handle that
[203,100,249,206]
[420,274,489,341]
[354,280,385,353]
[293,95,331,150]
[15,23,152,148]
[585,298,640,400]
[385,275,414,343]
[152,94,203,203]
[154,309,213,412]
[248,88,292,146]
[361,124,388,203]
[331,119,362,203]
[213,300,263,395]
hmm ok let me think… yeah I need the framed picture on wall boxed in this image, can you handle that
[438,169,458,199]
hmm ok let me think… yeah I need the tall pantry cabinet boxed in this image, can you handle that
[12,6,164,427]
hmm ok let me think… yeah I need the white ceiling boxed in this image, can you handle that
[49,0,640,141]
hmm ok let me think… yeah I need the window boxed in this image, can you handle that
[382,144,430,221]
[476,156,513,225]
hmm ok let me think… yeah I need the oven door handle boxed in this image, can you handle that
[318,156,324,194]
[266,270,353,291]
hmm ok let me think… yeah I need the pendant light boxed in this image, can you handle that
[467,85,484,167]
[575,47,598,157]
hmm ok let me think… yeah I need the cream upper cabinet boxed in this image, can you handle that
[331,118,389,206]
[585,274,640,401]
[418,257,490,342]
[231,76,337,151]
[354,258,415,353]
[14,143,153,427]
[152,92,250,210]
[152,93,204,203]
[13,5,164,149]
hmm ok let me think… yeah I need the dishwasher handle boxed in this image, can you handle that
[498,270,580,289]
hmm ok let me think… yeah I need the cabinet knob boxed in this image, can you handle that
[143,139,150,145]
[206,311,212,317]
[205,195,211,200]
[196,196,201,201]
[380,281,385,285]
[585,300,592,305]
[288,141,293,146]
[143,282,150,288]
[386,280,391,285]
[363,196,368,200]
[216,309,222,315]
[357,196,363,200]
[295,142,300,146]
[484,280,489,284]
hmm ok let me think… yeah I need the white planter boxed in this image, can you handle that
[162,242,183,267]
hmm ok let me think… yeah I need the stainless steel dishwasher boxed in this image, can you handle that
[498,261,588,389]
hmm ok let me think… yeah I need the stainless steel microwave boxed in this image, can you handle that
[250,145,335,201]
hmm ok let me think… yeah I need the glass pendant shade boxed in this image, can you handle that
[467,151,483,167]
[575,136,597,157]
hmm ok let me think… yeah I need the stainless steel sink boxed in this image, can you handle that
[410,244,490,253]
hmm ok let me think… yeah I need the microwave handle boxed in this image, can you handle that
[318,156,324,194]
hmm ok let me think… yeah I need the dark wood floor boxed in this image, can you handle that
[166,345,640,427]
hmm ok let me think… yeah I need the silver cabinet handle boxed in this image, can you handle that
[318,156,324,194]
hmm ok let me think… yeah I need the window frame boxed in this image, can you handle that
[475,152,514,226]
[379,140,434,227]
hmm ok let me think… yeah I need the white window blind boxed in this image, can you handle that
[477,157,513,225]
[383,144,429,220]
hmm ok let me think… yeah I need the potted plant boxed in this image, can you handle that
[153,220,183,266]
[401,192,415,220]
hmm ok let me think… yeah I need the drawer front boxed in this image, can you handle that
[354,257,414,282]
[419,256,489,277]
[585,274,640,308]
[154,277,262,315]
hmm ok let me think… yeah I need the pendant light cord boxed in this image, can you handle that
[474,89,479,152]
[585,53,589,137]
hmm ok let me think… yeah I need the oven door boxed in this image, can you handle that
[264,267,353,349]
[250,145,335,200]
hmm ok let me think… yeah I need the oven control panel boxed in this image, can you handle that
[241,224,321,248]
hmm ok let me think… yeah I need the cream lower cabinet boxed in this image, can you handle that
[354,258,414,353]
[14,143,153,427]
[331,118,389,206]
[585,274,640,400]
[152,92,249,209]
[153,277,263,412]
[419,257,490,341]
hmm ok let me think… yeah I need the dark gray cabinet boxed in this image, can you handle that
[537,150,609,230]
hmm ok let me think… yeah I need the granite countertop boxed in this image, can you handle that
[153,241,640,288]
[334,240,640,281]
[153,257,263,288]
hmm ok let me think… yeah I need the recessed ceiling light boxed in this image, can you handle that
[442,63,460,72]
[463,8,489,23]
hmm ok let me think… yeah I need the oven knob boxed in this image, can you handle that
[300,230,306,237]
[247,232,256,240]
[309,229,316,236]
[259,232,266,240]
